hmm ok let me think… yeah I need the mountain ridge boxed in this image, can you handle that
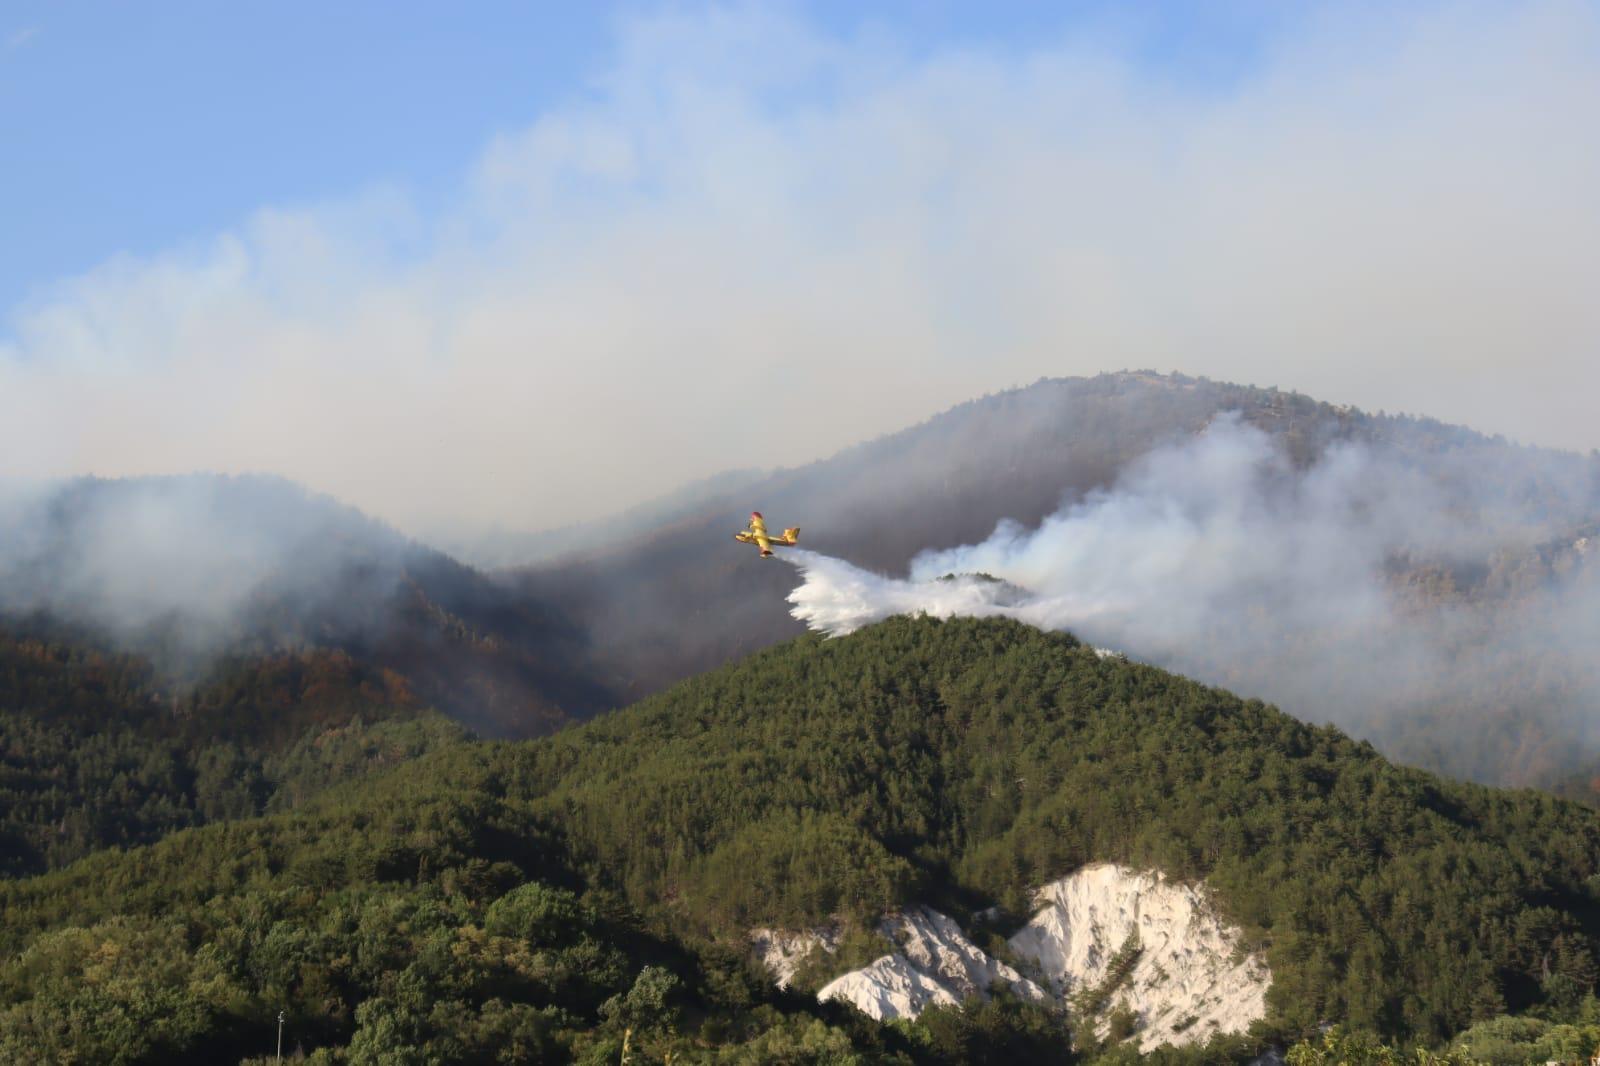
[7,370,1600,797]
[510,372,1600,794]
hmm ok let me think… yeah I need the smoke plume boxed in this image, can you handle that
[3,3,1598,539]
[0,475,414,665]
[786,417,1600,784]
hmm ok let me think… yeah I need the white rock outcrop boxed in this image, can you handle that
[817,906,1046,1021]
[750,926,839,990]
[760,865,1270,1053]
[817,953,963,1019]
[1008,863,1270,1051]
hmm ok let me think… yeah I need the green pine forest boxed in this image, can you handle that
[0,630,462,877]
[5,616,1600,1063]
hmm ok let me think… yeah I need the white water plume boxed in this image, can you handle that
[783,550,1067,636]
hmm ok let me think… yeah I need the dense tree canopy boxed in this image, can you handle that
[4,616,1600,1062]
[0,629,461,876]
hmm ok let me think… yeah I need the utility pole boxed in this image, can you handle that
[276,1010,285,1065]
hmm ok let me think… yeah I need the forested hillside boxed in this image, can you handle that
[508,617,1600,1042]
[515,373,1315,699]
[4,617,1599,1062]
[514,371,1600,792]
[517,368,1598,696]
[0,627,464,876]
[0,475,615,736]
[8,378,1600,795]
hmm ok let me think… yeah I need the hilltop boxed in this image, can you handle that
[512,371,1600,791]
[4,616,1599,1062]
[7,375,1600,795]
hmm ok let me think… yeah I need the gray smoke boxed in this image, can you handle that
[787,417,1600,785]
[0,474,412,665]
[3,3,1598,539]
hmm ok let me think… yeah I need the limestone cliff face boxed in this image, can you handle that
[1009,864,1270,1051]
[755,864,1270,1053]
[749,926,839,990]
[816,907,1046,1021]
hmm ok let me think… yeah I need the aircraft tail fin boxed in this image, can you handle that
[783,527,800,543]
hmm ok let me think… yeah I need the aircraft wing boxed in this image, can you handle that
[736,516,779,555]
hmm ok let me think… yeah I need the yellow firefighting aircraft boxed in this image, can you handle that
[734,511,800,557]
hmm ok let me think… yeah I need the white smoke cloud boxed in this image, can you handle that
[2,3,1598,539]
[0,475,413,663]
[786,416,1600,783]
[789,416,1416,643]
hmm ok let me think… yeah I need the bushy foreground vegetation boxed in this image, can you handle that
[5,616,1600,1062]
[0,733,981,1064]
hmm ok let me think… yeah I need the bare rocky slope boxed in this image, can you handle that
[1011,864,1270,1051]
[814,907,1047,1021]
[773,864,1269,1053]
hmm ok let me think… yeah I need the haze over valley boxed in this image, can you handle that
[4,3,1600,1063]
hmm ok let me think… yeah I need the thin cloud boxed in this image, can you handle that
[1,3,1597,538]
[5,26,40,51]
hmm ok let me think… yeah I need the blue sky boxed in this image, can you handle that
[1,3,605,313]
[1,1,1596,535]
[0,1,1288,316]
